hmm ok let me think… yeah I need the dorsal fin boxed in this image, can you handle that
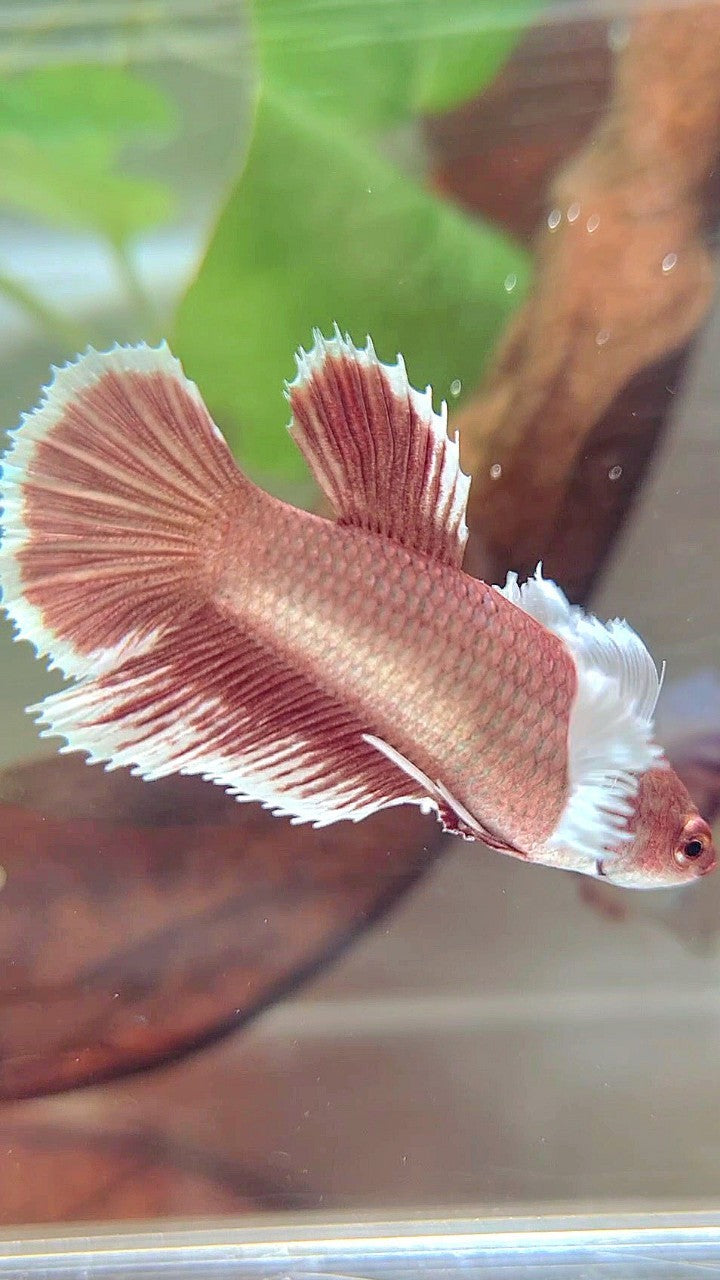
[286,328,470,569]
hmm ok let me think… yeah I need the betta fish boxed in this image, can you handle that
[0,329,715,889]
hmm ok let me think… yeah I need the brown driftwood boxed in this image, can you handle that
[427,17,611,245]
[0,755,438,1101]
[429,4,720,598]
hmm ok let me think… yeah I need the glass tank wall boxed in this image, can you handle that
[0,0,719,1274]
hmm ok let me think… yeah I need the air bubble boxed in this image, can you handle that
[547,208,562,231]
[587,214,600,233]
[596,329,610,346]
[567,202,581,223]
[662,252,677,273]
[490,463,502,479]
[608,464,623,481]
[504,272,518,293]
[450,378,462,397]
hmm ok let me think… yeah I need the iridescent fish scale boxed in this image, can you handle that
[218,502,575,849]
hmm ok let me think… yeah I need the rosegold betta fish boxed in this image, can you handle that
[0,331,715,889]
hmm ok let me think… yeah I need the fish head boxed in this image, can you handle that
[599,764,717,888]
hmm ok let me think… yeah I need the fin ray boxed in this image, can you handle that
[32,605,428,826]
[287,328,470,568]
[0,342,244,679]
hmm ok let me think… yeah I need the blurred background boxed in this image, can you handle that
[0,0,720,1229]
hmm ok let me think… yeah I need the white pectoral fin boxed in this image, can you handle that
[363,734,518,847]
[497,565,663,858]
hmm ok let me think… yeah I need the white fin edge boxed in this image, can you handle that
[496,566,664,858]
[0,342,208,679]
[287,325,471,563]
[33,681,427,829]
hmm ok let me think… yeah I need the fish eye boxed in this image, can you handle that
[673,817,714,869]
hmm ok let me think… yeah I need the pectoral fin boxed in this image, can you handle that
[363,733,526,854]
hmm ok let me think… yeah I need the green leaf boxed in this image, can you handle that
[173,0,539,483]
[0,134,172,241]
[0,65,173,142]
[255,0,415,129]
[254,0,542,127]
[174,89,528,483]
[412,4,541,114]
[0,66,175,242]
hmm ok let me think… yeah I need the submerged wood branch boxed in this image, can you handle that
[443,3,720,597]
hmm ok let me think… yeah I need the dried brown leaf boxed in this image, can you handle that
[0,755,439,1101]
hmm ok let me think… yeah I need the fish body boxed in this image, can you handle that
[217,496,573,854]
[0,331,714,888]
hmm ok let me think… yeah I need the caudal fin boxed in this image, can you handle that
[0,343,245,678]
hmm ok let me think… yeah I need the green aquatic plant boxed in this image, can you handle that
[0,65,175,340]
[175,0,538,483]
[0,1,540,485]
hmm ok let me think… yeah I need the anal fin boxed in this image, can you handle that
[32,602,432,828]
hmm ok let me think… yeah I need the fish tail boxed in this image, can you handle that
[0,342,249,679]
[0,338,429,825]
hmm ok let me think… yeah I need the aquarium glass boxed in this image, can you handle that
[0,0,719,1275]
